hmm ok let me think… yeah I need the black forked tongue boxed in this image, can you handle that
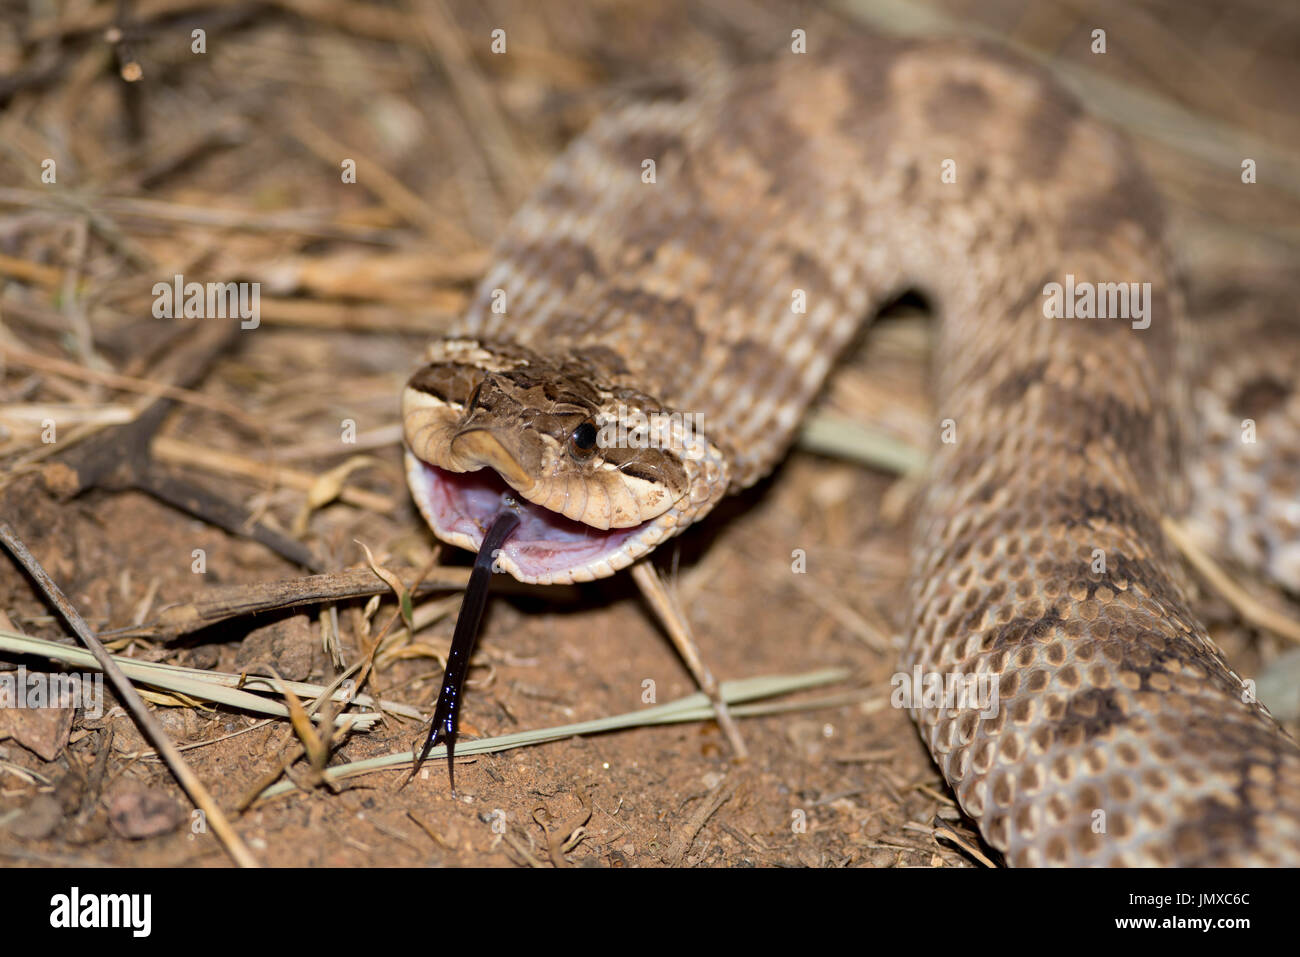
[404,509,520,793]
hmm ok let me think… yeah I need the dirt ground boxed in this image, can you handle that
[1,0,1299,868]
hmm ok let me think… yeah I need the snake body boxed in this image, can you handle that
[403,34,1300,865]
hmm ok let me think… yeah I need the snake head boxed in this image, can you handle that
[403,338,729,584]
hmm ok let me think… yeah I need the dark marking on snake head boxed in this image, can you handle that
[407,362,486,407]
[617,462,661,483]
[599,444,688,497]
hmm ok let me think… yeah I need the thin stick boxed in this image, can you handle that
[632,561,749,759]
[929,817,997,868]
[0,520,259,868]
[1161,517,1300,646]
[663,774,736,865]
[115,562,471,641]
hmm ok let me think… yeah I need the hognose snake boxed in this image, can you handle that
[400,33,1300,866]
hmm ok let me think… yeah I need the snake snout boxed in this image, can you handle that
[446,428,537,495]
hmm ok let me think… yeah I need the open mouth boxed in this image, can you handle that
[405,453,651,584]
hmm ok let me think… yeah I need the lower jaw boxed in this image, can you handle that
[404,452,657,585]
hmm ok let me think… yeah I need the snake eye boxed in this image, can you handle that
[570,421,598,455]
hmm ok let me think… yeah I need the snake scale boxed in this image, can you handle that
[401,33,1300,866]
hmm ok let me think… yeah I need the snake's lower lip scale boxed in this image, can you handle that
[405,453,642,583]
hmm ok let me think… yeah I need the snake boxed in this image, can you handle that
[400,33,1300,866]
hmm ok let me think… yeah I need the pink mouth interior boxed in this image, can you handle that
[412,461,644,578]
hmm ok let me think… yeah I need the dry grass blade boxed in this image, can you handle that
[1162,517,1300,646]
[0,628,418,725]
[0,341,255,429]
[632,561,749,759]
[253,669,859,802]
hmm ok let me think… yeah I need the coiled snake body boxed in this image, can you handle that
[403,34,1300,865]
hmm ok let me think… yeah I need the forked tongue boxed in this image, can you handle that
[405,507,521,793]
